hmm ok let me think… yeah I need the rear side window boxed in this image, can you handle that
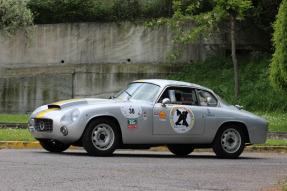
[158,87,198,106]
[197,90,218,107]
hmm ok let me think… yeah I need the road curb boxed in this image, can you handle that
[0,141,42,149]
[0,141,80,149]
[1,141,286,152]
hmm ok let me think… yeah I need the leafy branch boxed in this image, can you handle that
[0,0,35,46]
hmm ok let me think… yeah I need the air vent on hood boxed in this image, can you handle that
[48,105,61,109]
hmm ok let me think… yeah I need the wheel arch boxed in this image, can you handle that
[81,115,123,145]
[214,121,250,143]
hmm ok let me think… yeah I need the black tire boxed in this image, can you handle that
[167,144,194,156]
[39,140,70,153]
[82,118,120,156]
[212,125,246,159]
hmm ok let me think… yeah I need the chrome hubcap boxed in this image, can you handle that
[221,128,241,153]
[92,124,114,151]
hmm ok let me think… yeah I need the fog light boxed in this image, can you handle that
[60,126,68,136]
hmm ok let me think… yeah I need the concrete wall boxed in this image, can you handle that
[0,63,177,114]
[0,22,269,114]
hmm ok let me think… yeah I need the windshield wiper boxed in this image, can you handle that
[125,91,132,99]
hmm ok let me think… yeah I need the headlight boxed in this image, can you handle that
[29,118,35,126]
[28,118,35,132]
[61,109,80,126]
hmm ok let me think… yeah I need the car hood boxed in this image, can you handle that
[47,98,117,109]
[31,98,129,117]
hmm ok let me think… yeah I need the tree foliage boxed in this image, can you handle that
[28,0,107,23]
[147,0,252,99]
[25,0,281,52]
[27,0,175,24]
[270,0,287,92]
[147,0,251,44]
[0,0,35,45]
[251,0,282,34]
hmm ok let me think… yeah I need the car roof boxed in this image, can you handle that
[133,79,211,91]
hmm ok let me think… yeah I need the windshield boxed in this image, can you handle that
[114,83,160,102]
[216,94,231,106]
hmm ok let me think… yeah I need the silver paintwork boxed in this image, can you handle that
[28,79,268,146]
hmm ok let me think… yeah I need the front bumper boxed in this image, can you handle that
[28,118,85,144]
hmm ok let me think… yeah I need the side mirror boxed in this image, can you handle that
[207,97,212,104]
[162,98,171,107]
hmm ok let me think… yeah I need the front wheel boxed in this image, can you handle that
[212,125,246,159]
[82,118,120,156]
[167,144,194,156]
[39,140,70,153]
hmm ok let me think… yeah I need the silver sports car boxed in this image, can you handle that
[28,79,268,158]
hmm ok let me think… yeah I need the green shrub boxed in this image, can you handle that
[169,56,287,112]
[270,0,287,93]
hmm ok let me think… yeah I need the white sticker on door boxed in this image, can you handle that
[170,106,194,134]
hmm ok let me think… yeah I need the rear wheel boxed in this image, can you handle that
[39,140,70,153]
[167,144,194,156]
[212,125,246,159]
[82,118,120,156]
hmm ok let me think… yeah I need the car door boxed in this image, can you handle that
[152,86,207,135]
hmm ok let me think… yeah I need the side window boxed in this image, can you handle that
[158,87,198,105]
[197,90,217,107]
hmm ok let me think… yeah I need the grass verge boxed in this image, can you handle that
[258,139,287,146]
[0,114,29,123]
[254,112,287,132]
[0,129,36,142]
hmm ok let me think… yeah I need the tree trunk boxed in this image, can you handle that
[230,13,239,100]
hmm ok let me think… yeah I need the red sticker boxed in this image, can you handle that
[127,119,138,131]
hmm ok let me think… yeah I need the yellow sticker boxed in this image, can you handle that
[36,108,58,118]
[159,111,166,119]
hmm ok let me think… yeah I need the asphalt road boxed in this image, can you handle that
[0,149,286,191]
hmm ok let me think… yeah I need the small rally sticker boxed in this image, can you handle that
[127,119,138,131]
[121,104,142,118]
[143,111,147,120]
[170,107,194,134]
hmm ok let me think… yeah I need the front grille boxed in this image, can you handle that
[34,119,53,132]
